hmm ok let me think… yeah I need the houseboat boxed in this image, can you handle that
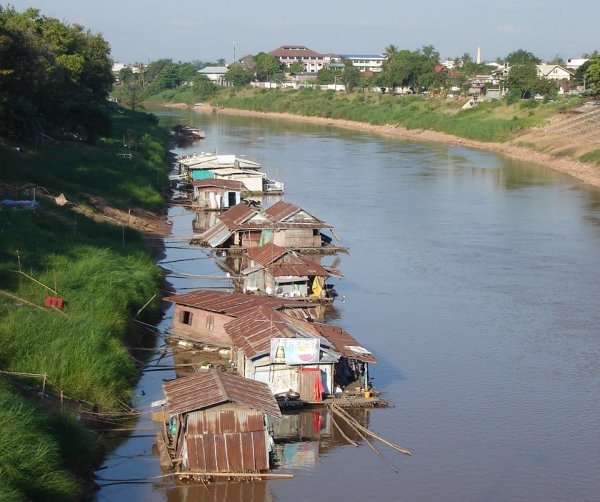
[240,242,342,301]
[159,370,281,477]
[196,201,346,254]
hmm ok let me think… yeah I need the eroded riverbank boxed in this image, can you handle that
[182,102,600,190]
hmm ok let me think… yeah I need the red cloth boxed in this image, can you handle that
[44,296,64,310]
[313,374,324,402]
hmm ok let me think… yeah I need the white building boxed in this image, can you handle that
[198,66,228,85]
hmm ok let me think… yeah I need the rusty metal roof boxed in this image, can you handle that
[185,410,270,472]
[263,200,330,228]
[218,203,258,230]
[246,243,330,277]
[312,323,378,364]
[246,243,288,265]
[225,306,337,360]
[164,289,313,318]
[163,369,281,418]
[191,179,245,191]
[225,305,298,358]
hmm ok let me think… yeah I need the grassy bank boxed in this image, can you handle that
[0,106,168,497]
[215,87,583,143]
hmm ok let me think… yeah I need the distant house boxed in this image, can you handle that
[161,370,281,474]
[241,242,342,300]
[198,66,228,85]
[566,58,589,71]
[191,179,245,210]
[536,64,574,81]
[198,201,342,253]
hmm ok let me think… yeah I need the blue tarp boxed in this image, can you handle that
[1,199,40,208]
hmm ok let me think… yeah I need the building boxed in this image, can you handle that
[191,179,245,210]
[198,66,228,85]
[536,64,574,81]
[566,58,589,71]
[161,370,281,474]
[198,201,343,253]
[340,54,385,73]
[164,289,318,347]
[241,242,342,300]
[268,45,327,73]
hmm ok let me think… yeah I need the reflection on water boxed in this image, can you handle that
[96,108,600,502]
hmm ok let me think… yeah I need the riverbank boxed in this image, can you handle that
[185,102,600,191]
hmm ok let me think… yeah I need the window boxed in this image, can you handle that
[206,316,214,330]
[180,310,193,325]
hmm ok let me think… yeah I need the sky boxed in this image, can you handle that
[5,0,599,64]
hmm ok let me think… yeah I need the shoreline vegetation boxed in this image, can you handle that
[165,89,600,190]
[0,106,170,500]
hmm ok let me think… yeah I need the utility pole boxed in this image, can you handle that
[233,41,236,64]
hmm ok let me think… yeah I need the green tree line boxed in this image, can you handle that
[0,6,113,140]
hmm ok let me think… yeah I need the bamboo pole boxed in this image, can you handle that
[10,269,58,295]
[330,414,359,447]
[0,289,46,311]
[328,405,399,474]
[330,404,412,456]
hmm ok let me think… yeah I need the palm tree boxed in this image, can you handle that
[383,44,399,62]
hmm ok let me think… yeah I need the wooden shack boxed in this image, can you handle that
[161,370,281,474]
[164,289,318,347]
[191,179,245,210]
[198,201,344,253]
[241,242,341,300]
[224,306,377,404]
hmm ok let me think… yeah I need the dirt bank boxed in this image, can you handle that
[193,103,600,190]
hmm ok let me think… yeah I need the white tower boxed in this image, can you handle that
[476,46,481,65]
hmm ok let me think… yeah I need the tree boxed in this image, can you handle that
[505,49,541,65]
[288,61,304,74]
[341,58,360,91]
[383,44,399,62]
[255,52,280,81]
[506,64,553,98]
[225,64,252,87]
[123,80,146,110]
[584,57,600,96]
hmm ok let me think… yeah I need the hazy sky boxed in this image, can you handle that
[6,0,599,63]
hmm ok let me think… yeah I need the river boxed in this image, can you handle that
[95,109,600,502]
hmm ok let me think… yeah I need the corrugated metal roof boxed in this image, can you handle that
[225,306,298,358]
[313,323,378,364]
[163,369,282,418]
[218,203,258,230]
[246,243,288,265]
[246,243,330,277]
[225,306,337,360]
[163,289,313,318]
[191,179,245,190]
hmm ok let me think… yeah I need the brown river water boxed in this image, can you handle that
[95,109,600,502]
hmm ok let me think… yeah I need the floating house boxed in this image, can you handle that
[178,153,284,194]
[191,179,244,210]
[161,370,281,475]
[241,242,342,300]
[225,306,377,403]
[164,290,318,348]
[197,201,344,254]
[165,290,376,405]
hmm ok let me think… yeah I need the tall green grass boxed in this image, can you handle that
[0,206,161,409]
[0,380,97,501]
[216,88,581,143]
